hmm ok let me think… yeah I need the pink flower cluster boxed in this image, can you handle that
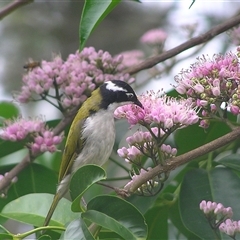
[117,129,177,164]
[200,200,233,218]
[200,200,240,238]
[18,56,63,103]
[114,92,199,128]
[175,50,240,123]
[118,146,142,163]
[16,47,134,110]
[0,118,62,155]
[115,92,198,195]
[140,28,167,46]
[219,219,240,237]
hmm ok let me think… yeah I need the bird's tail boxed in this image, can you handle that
[43,193,61,227]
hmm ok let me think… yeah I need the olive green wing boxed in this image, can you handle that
[58,119,86,183]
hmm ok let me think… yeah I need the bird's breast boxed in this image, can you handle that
[72,110,116,172]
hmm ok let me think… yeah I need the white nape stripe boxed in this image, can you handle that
[106,81,127,92]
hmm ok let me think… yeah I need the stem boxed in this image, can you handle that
[97,182,116,190]
[109,157,130,173]
[103,176,130,181]
[40,93,61,110]
[206,152,213,171]
[53,78,65,113]
[13,226,65,239]
[212,104,237,130]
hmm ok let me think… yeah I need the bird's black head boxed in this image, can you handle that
[100,80,143,110]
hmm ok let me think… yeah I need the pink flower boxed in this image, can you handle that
[115,92,199,129]
[230,105,240,115]
[219,219,240,237]
[140,28,167,45]
[161,144,177,156]
[199,200,233,219]
[199,119,210,129]
[175,49,240,120]
[117,147,129,158]
[0,117,63,155]
[0,118,44,141]
[117,145,143,163]
[16,47,135,111]
[193,83,204,93]
[118,127,177,166]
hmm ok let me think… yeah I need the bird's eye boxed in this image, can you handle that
[126,92,134,98]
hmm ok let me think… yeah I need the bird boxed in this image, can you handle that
[43,80,143,227]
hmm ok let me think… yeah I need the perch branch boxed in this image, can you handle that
[124,127,240,193]
[0,0,33,20]
[126,13,240,75]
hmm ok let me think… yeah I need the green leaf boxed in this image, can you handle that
[166,88,180,98]
[46,119,61,129]
[60,218,94,240]
[83,210,138,239]
[179,169,217,239]
[39,231,60,240]
[175,121,231,156]
[0,193,79,227]
[70,165,106,212]
[0,233,12,240]
[127,194,158,216]
[216,154,240,172]
[179,168,240,239]
[79,0,121,50]
[169,198,201,239]
[145,205,169,239]
[0,164,57,212]
[208,168,240,220]
[35,150,62,173]
[0,101,19,120]
[37,235,52,240]
[87,195,147,239]
[0,140,26,158]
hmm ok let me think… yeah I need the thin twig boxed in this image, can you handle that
[124,127,240,194]
[0,0,33,20]
[126,13,240,75]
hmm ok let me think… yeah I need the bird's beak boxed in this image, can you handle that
[134,99,144,109]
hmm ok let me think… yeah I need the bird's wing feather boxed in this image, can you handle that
[58,119,86,182]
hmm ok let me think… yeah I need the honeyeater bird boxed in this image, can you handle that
[43,80,143,227]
